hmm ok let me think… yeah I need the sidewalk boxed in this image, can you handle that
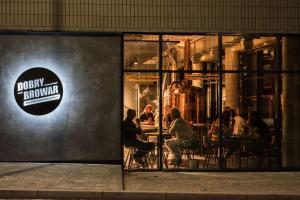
[0,163,299,199]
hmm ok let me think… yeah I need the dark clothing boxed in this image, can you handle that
[224,138,241,158]
[247,124,271,158]
[123,117,142,146]
[253,122,271,143]
[139,112,154,122]
[122,117,154,157]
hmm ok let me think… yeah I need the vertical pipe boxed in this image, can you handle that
[224,48,240,109]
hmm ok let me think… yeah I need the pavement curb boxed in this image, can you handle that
[0,189,299,199]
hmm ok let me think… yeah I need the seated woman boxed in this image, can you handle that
[208,109,241,167]
[139,104,155,125]
[123,109,155,165]
[233,108,248,136]
[164,108,193,165]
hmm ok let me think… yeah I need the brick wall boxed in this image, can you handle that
[0,0,299,33]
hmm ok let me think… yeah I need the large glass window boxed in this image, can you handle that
[221,35,278,170]
[123,34,300,171]
[161,35,219,170]
[123,72,160,170]
[124,35,159,70]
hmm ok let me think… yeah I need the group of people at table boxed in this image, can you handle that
[123,104,272,168]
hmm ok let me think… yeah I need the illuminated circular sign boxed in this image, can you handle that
[14,67,63,115]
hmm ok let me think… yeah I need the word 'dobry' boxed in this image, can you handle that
[17,78,59,101]
[17,78,44,91]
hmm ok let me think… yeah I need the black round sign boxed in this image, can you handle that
[14,67,63,115]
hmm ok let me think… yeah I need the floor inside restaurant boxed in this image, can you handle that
[124,146,277,170]
[0,163,299,199]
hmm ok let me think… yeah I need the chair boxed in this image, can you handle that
[264,135,277,167]
[203,136,219,168]
[124,146,152,169]
[124,147,137,170]
[163,142,183,169]
[162,145,170,169]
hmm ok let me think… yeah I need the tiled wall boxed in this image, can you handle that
[0,0,299,33]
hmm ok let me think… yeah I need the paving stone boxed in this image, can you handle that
[38,189,102,199]
[279,195,300,200]
[228,194,248,200]
[0,189,37,199]
[167,193,225,200]
[0,163,299,199]
[103,191,166,200]
[125,172,300,195]
[247,195,279,200]
[0,163,122,191]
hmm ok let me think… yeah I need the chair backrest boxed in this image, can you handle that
[203,135,210,149]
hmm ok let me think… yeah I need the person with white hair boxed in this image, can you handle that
[165,108,193,165]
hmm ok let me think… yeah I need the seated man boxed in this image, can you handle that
[165,108,193,165]
[139,104,155,125]
[123,109,155,165]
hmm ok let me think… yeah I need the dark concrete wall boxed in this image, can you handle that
[0,35,121,162]
[282,37,300,168]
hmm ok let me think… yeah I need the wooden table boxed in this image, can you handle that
[141,125,158,133]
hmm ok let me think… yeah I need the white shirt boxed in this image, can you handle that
[169,118,193,139]
[233,116,247,135]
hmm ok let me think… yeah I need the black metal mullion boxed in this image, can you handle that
[274,36,282,170]
[159,34,163,171]
[218,34,223,170]
[120,34,125,189]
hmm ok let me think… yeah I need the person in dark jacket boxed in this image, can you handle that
[123,109,154,161]
[246,111,271,166]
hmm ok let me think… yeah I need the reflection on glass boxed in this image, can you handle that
[222,72,277,169]
[281,73,300,168]
[222,36,276,71]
